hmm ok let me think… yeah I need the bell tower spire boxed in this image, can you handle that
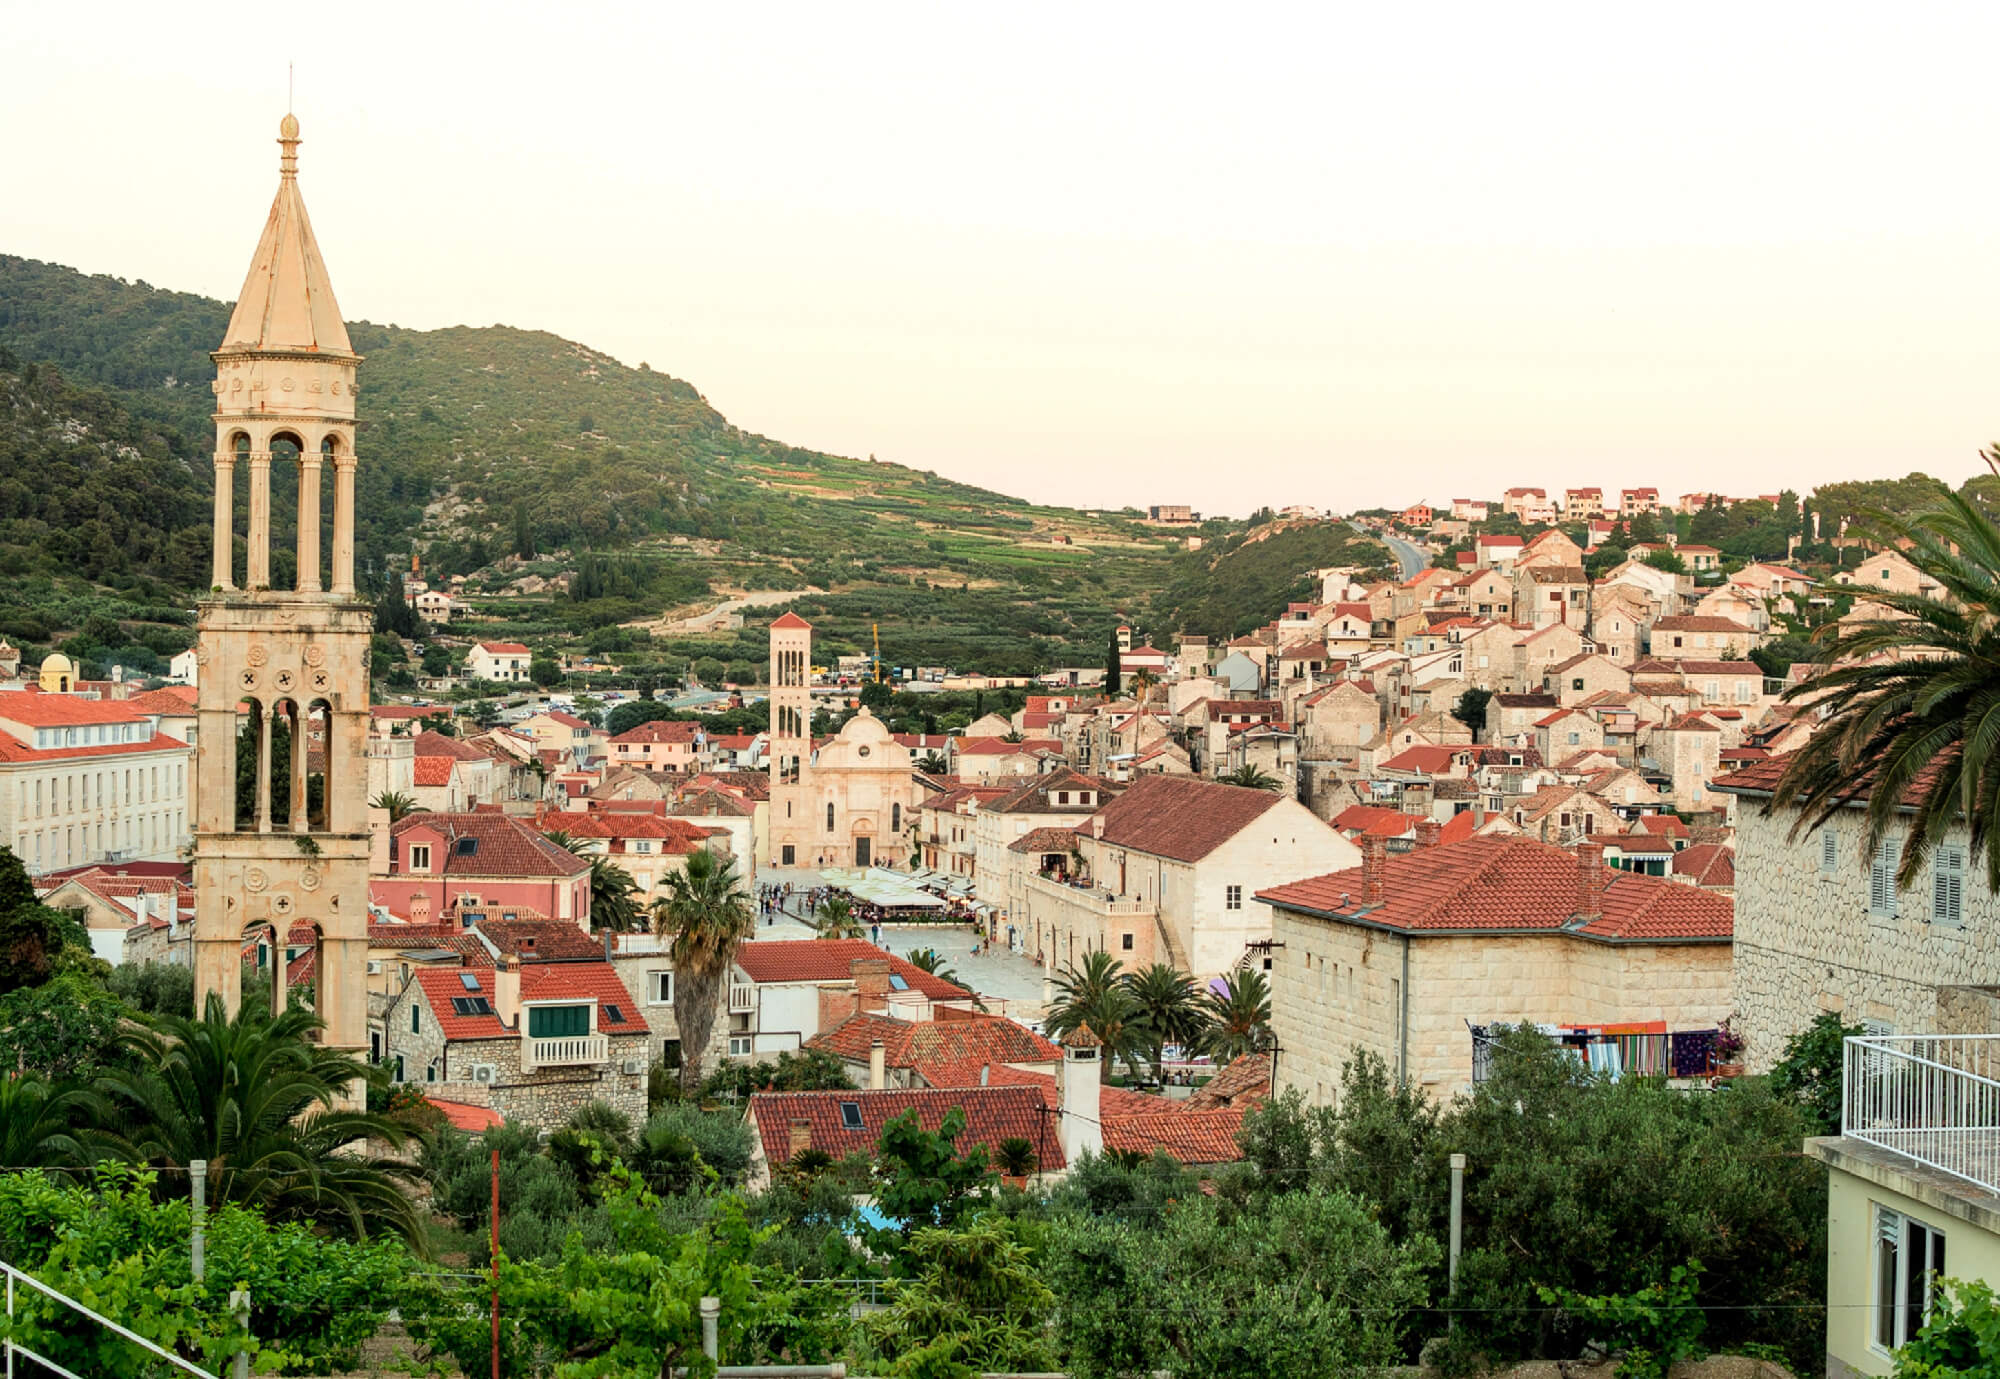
[194,114,373,1104]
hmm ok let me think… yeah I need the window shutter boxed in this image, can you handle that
[1870,837,1897,917]
[1933,846,1965,927]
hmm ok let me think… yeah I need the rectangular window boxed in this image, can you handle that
[1120,933,1134,951]
[1876,1207,1946,1352]
[409,844,431,872]
[1225,885,1243,911]
[1932,845,1965,928]
[527,1004,592,1038]
[411,1005,421,1033]
[1870,835,1899,918]
[1820,831,1837,876]
[651,971,675,1005]
[728,1034,752,1057]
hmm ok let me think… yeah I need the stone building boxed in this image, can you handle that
[1715,755,2000,1070]
[374,811,592,926]
[192,116,372,1089]
[383,948,651,1127]
[1260,835,1733,1103]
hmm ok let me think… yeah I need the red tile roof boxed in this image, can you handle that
[955,737,1062,756]
[1088,774,1289,863]
[1011,826,1083,854]
[0,695,148,727]
[124,687,197,714]
[611,719,702,744]
[1674,660,1762,675]
[807,1011,1060,1081]
[1379,745,1464,775]
[476,642,531,655]
[1331,805,1421,838]
[732,939,971,1000]
[1185,1053,1272,1111]
[1633,814,1692,838]
[427,1098,502,1133]
[412,756,455,786]
[748,1086,1061,1171]
[1258,836,1732,942]
[1673,843,1735,888]
[414,730,491,762]
[477,918,605,961]
[1652,617,1752,633]
[769,612,812,630]
[392,813,591,879]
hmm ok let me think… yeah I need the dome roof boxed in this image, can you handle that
[39,653,73,673]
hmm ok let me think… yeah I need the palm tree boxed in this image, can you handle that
[1044,951,1147,1081]
[544,828,584,853]
[1130,669,1157,711]
[651,849,754,1094]
[95,995,424,1244]
[1217,764,1282,791]
[1201,965,1274,1062]
[817,895,864,939]
[1772,484,2000,891]
[0,1072,93,1169]
[586,855,643,933]
[1123,963,1208,1079]
[369,790,420,821]
[917,751,949,775]
[1001,730,1026,744]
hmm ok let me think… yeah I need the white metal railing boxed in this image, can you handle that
[522,1033,608,1071]
[5,1260,223,1379]
[1843,1034,2000,1196]
[728,984,756,1013]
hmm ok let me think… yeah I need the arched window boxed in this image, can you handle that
[826,802,835,833]
[892,803,902,833]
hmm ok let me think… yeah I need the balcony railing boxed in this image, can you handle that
[728,983,756,1013]
[1025,871,1156,916]
[522,1034,608,1071]
[1843,1034,2000,1196]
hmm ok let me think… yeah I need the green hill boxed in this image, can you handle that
[0,255,1214,668]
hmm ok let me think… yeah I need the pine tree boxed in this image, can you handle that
[1105,629,1122,697]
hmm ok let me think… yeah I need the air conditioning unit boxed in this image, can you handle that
[471,1065,496,1084]
[621,1059,644,1075]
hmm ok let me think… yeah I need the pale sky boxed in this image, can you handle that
[4,2,1997,517]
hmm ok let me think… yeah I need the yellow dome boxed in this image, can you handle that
[40,653,73,673]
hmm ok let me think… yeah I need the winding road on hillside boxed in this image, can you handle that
[1353,522,1429,580]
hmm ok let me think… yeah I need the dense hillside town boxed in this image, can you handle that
[4,97,2000,1379]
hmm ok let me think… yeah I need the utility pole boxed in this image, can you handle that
[1448,1152,1467,1302]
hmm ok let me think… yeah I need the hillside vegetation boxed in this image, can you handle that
[0,254,1368,672]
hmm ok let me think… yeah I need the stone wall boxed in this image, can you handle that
[1731,801,2000,1070]
[1273,908,1733,1103]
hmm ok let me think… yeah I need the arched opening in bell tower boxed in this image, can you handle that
[267,432,304,592]
[307,698,334,832]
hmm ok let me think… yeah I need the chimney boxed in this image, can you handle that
[868,1038,887,1090]
[369,812,392,872]
[494,956,522,1029]
[602,927,614,961]
[1576,840,1607,921]
[1415,818,1442,850]
[1360,834,1387,908]
[1057,1027,1103,1165]
[410,890,432,925]
[1090,813,1105,839]
[788,1119,812,1160]
[851,958,891,1013]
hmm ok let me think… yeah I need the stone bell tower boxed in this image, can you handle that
[192,114,371,1088]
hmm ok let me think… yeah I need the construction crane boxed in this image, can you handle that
[873,623,884,685]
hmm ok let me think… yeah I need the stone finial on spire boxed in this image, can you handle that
[278,113,300,178]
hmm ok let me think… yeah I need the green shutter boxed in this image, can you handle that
[529,1004,590,1038]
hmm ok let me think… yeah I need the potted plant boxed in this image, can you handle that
[995,1136,1038,1189]
[1711,1018,1745,1079]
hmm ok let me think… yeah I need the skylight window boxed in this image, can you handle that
[839,1102,863,1130]
[459,972,481,991]
[603,1004,624,1023]
[888,974,909,991]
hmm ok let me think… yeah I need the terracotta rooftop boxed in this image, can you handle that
[1653,617,1753,633]
[391,812,591,879]
[1089,774,1289,864]
[769,612,812,630]
[748,1086,1062,1171]
[807,1010,1061,1082]
[0,695,147,727]
[1258,835,1732,942]
[476,642,531,655]
[1673,843,1736,888]
[1331,805,1421,838]
[732,939,972,1001]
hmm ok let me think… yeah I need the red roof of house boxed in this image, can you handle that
[769,612,812,630]
[412,756,455,787]
[539,710,594,730]
[731,939,971,1000]
[427,1099,503,1133]
[1653,616,1751,633]
[1633,814,1692,839]
[955,737,1062,756]
[1331,805,1421,838]
[1436,810,1481,844]
[414,961,646,1042]
[0,695,147,727]
[1258,836,1732,941]
[1673,843,1735,888]
[749,1086,1062,1171]
[807,1011,1060,1083]
[611,719,702,745]
[391,813,591,879]
[1379,745,1465,775]
[124,687,197,714]
[1088,774,1289,864]
[476,642,531,655]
